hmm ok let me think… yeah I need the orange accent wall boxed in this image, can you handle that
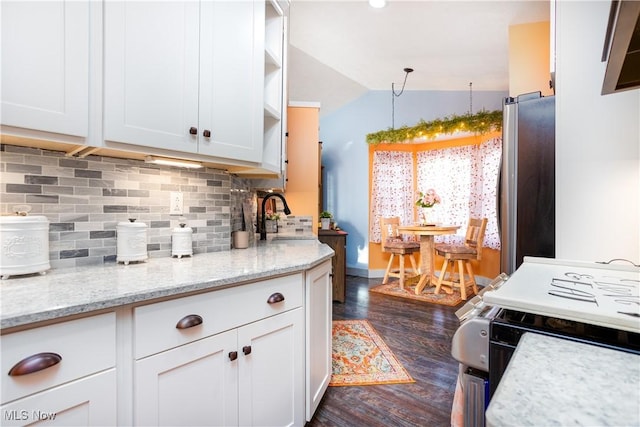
[285,106,321,234]
[509,21,552,97]
[368,132,502,280]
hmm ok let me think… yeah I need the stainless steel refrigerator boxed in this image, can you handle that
[499,92,555,274]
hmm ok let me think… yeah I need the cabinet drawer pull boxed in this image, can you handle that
[242,345,252,355]
[175,314,203,329]
[267,292,285,304]
[203,129,211,138]
[8,352,62,376]
[189,126,198,135]
[229,351,238,361]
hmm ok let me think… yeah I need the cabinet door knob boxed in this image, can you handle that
[8,352,62,376]
[242,345,252,356]
[189,127,198,135]
[229,351,238,361]
[267,292,285,304]
[176,314,203,329]
[203,129,211,138]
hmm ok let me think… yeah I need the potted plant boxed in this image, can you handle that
[265,209,280,233]
[319,211,333,230]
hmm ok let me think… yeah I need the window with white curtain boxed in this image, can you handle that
[370,137,502,249]
[417,145,473,244]
[369,151,414,243]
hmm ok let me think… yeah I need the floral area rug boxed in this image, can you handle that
[330,319,414,386]
[369,280,472,306]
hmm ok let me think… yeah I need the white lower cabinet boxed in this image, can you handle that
[237,309,304,427]
[1,370,117,427]
[135,330,239,426]
[133,275,305,426]
[305,260,332,421]
[0,313,117,426]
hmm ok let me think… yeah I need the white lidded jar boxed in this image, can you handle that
[0,207,50,279]
[117,219,148,265]
[171,220,193,258]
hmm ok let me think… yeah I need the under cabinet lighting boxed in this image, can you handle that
[369,0,386,8]
[145,156,203,169]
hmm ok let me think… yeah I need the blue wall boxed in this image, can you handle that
[319,89,507,276]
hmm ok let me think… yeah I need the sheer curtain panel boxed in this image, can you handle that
[369,151,414,243]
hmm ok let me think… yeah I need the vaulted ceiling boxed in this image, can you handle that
[287,0,551,115]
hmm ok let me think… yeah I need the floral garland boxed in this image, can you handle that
[366,109,503,145]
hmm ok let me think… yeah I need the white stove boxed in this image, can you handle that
[482,257,640,333]
[451,256,640,409]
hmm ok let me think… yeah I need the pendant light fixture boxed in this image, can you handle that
[391,67,413,129]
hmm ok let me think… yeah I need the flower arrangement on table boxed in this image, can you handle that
[415,189,441,208]
[415,189,441,225]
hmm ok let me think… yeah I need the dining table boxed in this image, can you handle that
[397,224,460,294]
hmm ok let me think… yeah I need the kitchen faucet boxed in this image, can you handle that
[260,193,291,240]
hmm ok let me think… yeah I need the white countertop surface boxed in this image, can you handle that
[0,240,333,330]
[486,332,640,427]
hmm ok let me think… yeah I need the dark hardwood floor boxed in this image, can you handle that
[308,275,462,427]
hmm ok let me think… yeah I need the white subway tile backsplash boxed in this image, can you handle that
[0,193,26,204]
[1,153,25,163]
[41,166,75,177]
[6,163,42,174]
[76,256,105,266]
[42,204,75,213]
[60,177,90,187]
[1,172,31,184]
[50,240,75,251]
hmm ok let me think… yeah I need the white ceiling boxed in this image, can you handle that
[287,0,551,115]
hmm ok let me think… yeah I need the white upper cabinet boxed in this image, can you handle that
[103,2,199,153]
[1,1,89,137]
[104,1,264,163]
[199,1,264,161]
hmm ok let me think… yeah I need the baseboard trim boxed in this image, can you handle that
[346,267,494,286]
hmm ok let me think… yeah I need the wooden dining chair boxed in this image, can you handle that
[433,217,487,300]
[380,217,420,290]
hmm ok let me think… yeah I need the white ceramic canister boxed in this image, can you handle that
[0,215,51,279]
[116,219,148,264]
[171,224,193,258]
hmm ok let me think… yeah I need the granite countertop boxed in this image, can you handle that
[486,332,640,427]
[0,240,333,330]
